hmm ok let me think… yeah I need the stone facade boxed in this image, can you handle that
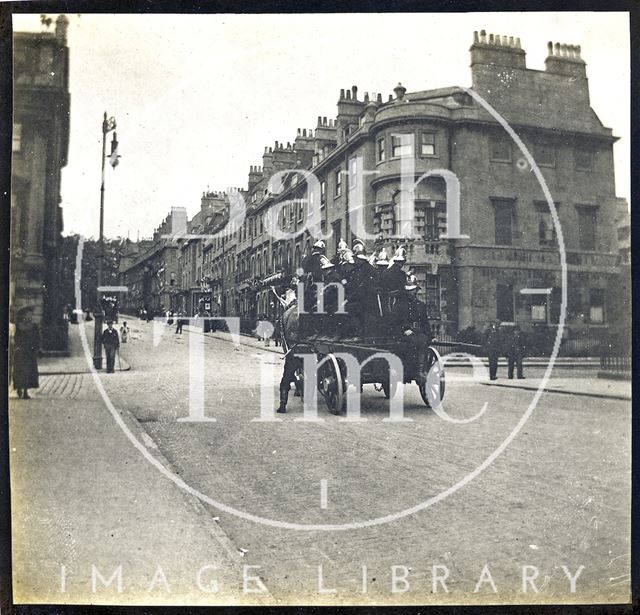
[11,17,71,350]
[121,30,625,345]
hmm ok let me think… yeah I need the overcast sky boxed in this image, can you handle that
[13,12,630,240]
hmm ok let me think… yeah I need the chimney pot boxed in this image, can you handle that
[509,36,514,47]
[317,116,322,125]
[473,30,479,43]
[309,129,313,137]
[547,41,553,55]
[323,116,328,125]
[516,37,521,48]
[576,44,581,58]
[297,128,301,135]
[346,90,351,100]
[377,93,382,103]
[489,33,494,44]
[340,88,345,99]
[502,35,509,46]
[352,85,358,100]
[555,42,561,55]
[388,94,393,102]
[364,92,369,102]
[393,82,407,100]
[480,29,487,43]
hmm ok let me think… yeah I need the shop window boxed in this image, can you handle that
[391,133,413,158]
[496,283,514,322]
[589,288,605,324]
[535,201,557,247]
[530,294,548,323]
[424,274,440,311]
[577,206,597,251]
[490,136,511,162]
[420,132,436,156]
[492,198,513,246]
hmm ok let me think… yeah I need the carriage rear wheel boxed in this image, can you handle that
[418,347,445,408]
[318,353,345,415]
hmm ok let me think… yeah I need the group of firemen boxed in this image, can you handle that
[298,238,430,338]
[275,238,433,413]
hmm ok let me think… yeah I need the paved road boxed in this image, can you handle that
[80,319,631,605]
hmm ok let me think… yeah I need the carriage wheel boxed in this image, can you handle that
[418,347,446,408]
[318,353,345,415]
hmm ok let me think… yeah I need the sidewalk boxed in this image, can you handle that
[480,376,631,401]
[38,322,131,374]
[9,324,272,605]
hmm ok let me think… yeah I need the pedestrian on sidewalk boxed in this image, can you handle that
[120,321,130,343]
[12,306,40,399]
[483,320,502,381]
[507,325,526,379]
[101,320,120,373]
[175,311,185,334]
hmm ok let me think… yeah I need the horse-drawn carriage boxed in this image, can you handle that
[278,299,446,415]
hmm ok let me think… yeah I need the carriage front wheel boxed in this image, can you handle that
[318,353,345,415]
[418,347,445,408]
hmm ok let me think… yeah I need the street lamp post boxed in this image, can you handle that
[92,112,117,369]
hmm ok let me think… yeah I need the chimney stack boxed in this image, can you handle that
[545,40,586,77]
[470,29,527,69]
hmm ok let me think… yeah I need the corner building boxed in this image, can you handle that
[11,17,71,350]
[212,31,622,343]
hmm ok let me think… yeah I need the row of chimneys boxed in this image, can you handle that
[249,165,262,173]
[474,30,522,48]
[264,141,295,152]
[547,41,582,59]
[473,29,583,60]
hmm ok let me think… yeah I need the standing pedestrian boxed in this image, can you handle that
[483,321,502,381]
[12,306,40,399]
[120,321,130,343]
[175,311,184,334]
[507,325,526,379]
[101,320,120,373]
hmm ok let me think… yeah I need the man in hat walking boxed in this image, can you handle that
[506,325,526,379]
[483,321,502,380]
[101,320,120,373]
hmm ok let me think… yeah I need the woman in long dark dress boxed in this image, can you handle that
[12,307,40,399]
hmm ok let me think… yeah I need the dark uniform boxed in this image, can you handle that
[379,263,407,312]
[393,291,431,379]
[483,323,502,380]
[347,257,379,335]
[101,325,120,373]
[276,353,303,413]
[506,327,526,379]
